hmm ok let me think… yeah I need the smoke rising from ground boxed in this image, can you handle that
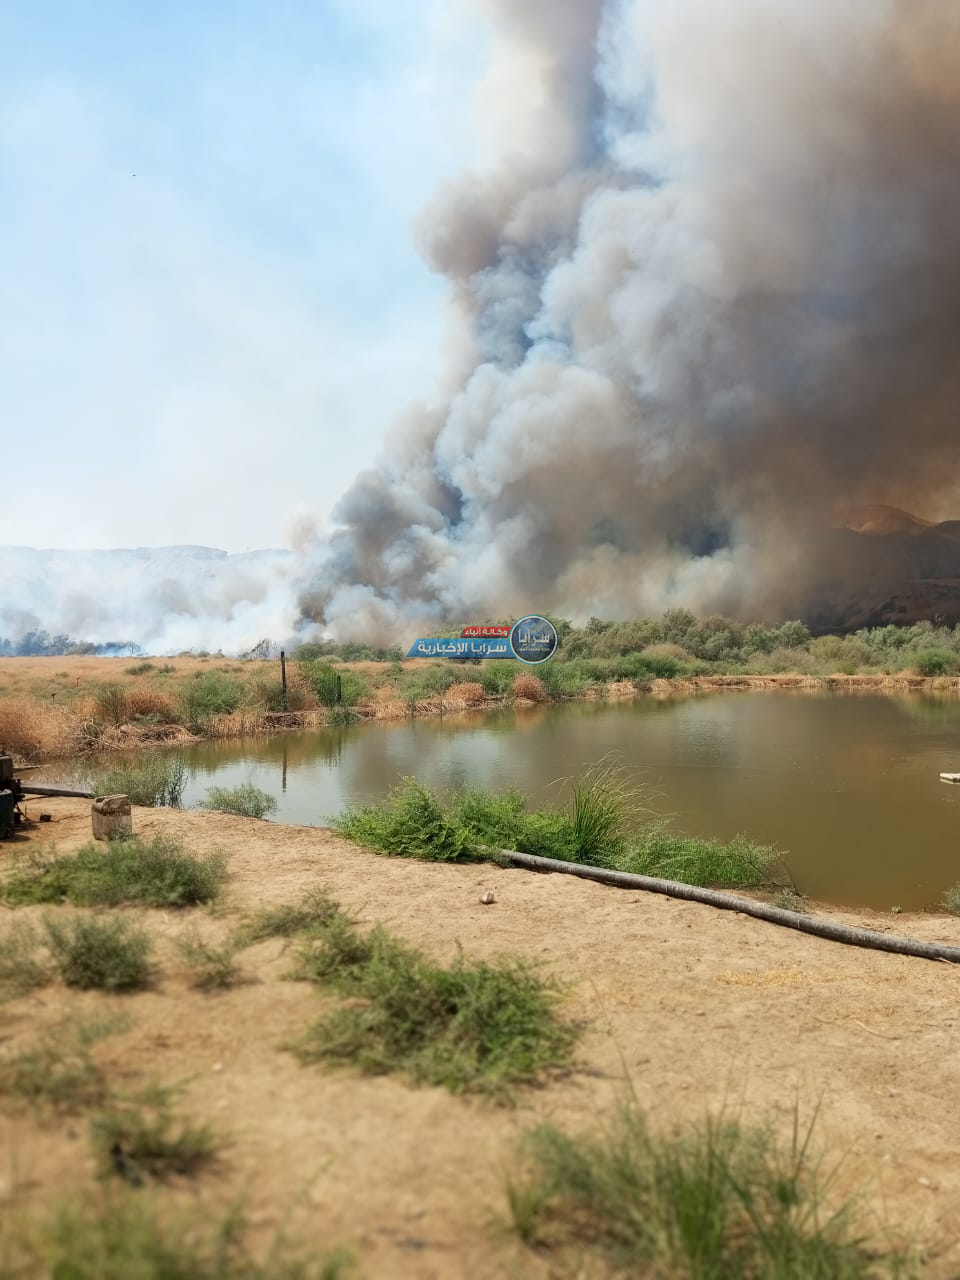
[299,0,960,644]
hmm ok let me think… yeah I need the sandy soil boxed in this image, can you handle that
[3,801,960,1277]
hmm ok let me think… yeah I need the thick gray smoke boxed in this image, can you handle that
[300,0,960,644]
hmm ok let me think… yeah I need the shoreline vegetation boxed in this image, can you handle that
[2,612,960,763]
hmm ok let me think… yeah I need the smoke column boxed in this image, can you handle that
[299,0,960,643]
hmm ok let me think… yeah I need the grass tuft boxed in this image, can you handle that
[0,1013,129,1113]
[90,1082,217,1184]
[615,823,780,889]
[43,914,153,991]
[199,782,278,819]
[234,887,343,946]
[2,835,227,907]
[291,913,576,1098]
[508,1101,914,1277]
[941,884,960,916]
[775,888,812,914]
[2,1192,353,1279]
[85,754,187,807]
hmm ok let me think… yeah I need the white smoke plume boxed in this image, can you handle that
[0,546,305,655]
[7,0,960,654]
[299,0,960,644]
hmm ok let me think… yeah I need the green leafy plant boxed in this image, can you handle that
[199,783,278,819]
[43,915,153,991]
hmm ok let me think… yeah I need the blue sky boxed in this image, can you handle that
[0,0,486,550]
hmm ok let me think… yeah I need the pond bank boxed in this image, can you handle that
[5,667,960,765]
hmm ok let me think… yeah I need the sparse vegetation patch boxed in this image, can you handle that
[290,906,576,1098]
[508,1101,914,1278]
[2,835,227,907]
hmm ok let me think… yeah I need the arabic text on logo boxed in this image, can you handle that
[509,615,558,665]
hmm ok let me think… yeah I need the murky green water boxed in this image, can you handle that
[43,691,960,910]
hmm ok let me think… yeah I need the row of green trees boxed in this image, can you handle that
[294,612,960,676]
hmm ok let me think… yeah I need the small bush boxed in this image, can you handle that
[291,916,576,1098]
[44,915,153,991]
[300,661,344,707]
[176,930,243,990]
[914,648,957,677]
[125,685,177,721]
[508,1102,911,1277]
[334,778,473,862]
[91,1083,217,1183]
[199,783,278,819]
[180,672,246,730]
[3,835,227,908]
[86,755,187,807]
[511,672,549,702]
[446,681,485,707]
[479,661,517,696]
[93,684,130,727]
[0,1013,128,1112]
[942,884,960,916]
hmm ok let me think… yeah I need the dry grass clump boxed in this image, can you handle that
[511,673,548,703]
[447,681,485,707]
[640,642,694,663]
[0,696,71,760]
[125,685,177,721]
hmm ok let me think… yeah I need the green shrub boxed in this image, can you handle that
[508,1102,912,1277]
[43,915,153,991]
[479,661,518,696]
[299,661,343,707]
[3,835,227,907]
[199,783,277,819]
[86,755,186,807]
[942,884,960,915]
[617,823,779,888]
[291,917,576,1097]
[914,648,957,677]
[180,672,245,729]
[335,778,472,861]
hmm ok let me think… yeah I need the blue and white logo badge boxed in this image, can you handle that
[509,615,558,665]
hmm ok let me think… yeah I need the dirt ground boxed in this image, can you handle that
[3,800,960,1277]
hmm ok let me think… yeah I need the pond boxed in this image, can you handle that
[42,691,960,911]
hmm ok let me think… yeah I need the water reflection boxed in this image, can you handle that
[35,690,960,910]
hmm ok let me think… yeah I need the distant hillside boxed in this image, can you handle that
[796,507,960,632]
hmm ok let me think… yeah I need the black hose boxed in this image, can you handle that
[21,785,95,799]
[500,850,960,965]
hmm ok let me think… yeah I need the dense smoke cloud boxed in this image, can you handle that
[299,0,960,644]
